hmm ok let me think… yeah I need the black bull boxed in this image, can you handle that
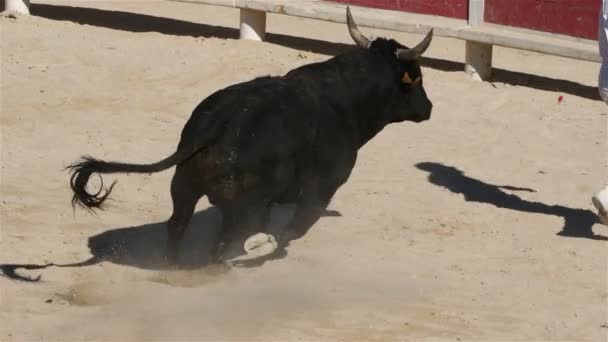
[68,7,435,264]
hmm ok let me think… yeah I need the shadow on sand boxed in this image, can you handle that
[1,207,223,282]
[0,205,341,281]
[2,163,603,282]
[416,162,606,240]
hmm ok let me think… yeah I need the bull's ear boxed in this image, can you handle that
[402,72,421,84]
[395,29,433,61]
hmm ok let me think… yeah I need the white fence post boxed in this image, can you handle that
[240,8,266,41]
[465,41,493,81]
[4,0,30,14]
[465,0,492,80]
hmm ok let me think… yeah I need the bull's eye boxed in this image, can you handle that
[402,72,421,85]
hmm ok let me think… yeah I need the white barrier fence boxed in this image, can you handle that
[4,0,599,81]
[179,0,599,81]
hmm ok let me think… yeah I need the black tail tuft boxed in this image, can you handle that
[66,156,117,211]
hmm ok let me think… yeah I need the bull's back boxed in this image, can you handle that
[180,77,321,183]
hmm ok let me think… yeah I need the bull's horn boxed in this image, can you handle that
[346,6,371,48]
[395,28,434,61]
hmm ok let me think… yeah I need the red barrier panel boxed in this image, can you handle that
[485,0,600,40]
[330,0,468,20]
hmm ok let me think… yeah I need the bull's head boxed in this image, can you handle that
[346,7,434,123]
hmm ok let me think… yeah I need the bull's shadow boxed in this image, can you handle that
[0,207,226,282]
[88,206,223,270]
[87,204,326,269]
[416,162,607,240]
[1,204,340,281]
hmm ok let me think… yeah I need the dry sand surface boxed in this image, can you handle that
[1,1,608,340]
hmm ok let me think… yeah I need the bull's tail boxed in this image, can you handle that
[67,148,191,211]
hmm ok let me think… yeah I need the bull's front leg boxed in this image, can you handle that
[281,183,337,245]
[213,205,274,263]
[283,201,329,244]
[281,161,352,246]
[227,195,332,267]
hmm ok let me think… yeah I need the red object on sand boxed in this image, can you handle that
[558,95,564,104]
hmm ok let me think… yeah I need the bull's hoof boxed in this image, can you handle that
[244,233,278,256]
[227,233,278,265]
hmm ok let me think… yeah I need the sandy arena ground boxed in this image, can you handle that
[1,1,607,340]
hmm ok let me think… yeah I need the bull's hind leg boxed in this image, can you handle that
[166,166,200,265]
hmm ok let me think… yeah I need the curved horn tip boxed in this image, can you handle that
[345,6,371,48]
[395,28,434,61]
[424,28,434,41]
[418,27,434,51]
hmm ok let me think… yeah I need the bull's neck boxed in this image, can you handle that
[296,51,398,148]
[351,78,396,149]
